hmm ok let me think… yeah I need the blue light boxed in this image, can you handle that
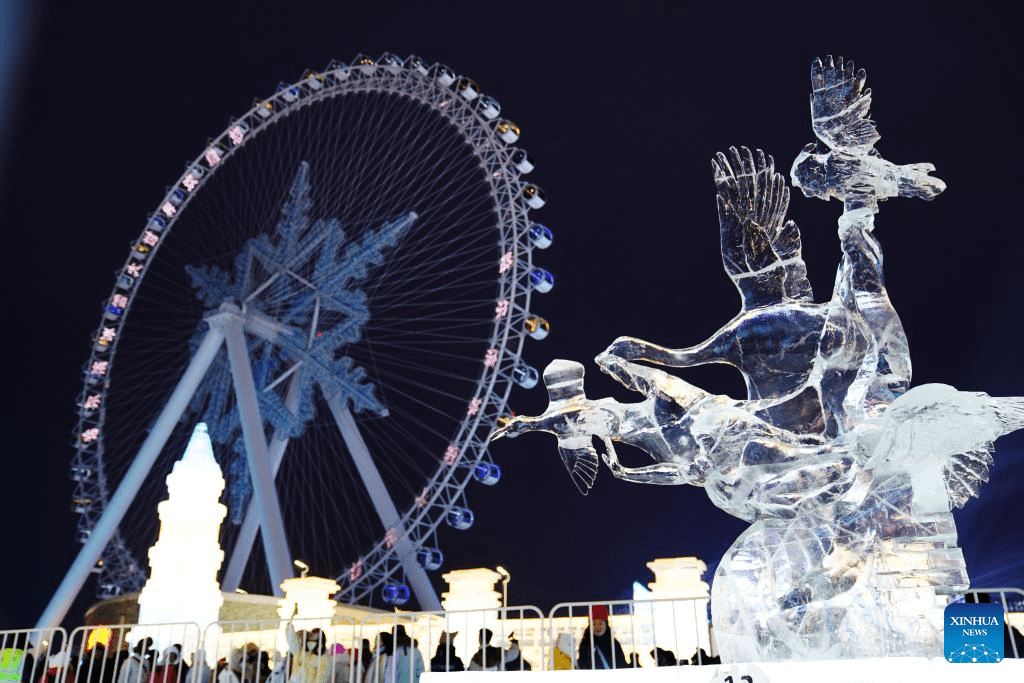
[382,582,410,605]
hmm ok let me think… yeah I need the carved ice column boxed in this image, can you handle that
[645,557,713,660]
[441,568,502,664]
[277,576,340,625]
[134,423,227,655]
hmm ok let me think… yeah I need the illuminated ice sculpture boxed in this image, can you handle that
[134,423,227,654]
[493,56,1024,661]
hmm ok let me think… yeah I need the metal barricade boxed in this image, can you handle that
[964,587,1024,659]
[548,597,714,671]
[64,623,201,683]
[0,627,68,683]
[358,605,544,680]
[203,615,358,683]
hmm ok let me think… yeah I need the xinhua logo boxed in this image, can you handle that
[944,602,1004,663]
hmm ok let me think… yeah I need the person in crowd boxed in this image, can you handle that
[501,634,531,672]
[651,647,678,667]
[116,639,153,683]
[148,645,186,683]
[40,649,74,683]
[0,633,35,683]
[350,640,373,683]
[361,632,392,683]
[576,606,627,670]
[265,650,289,683]
[428,633,462,673]
[467,630,503,671]
[217,643,262,683]
[82,643,113,683]
[378,627,422,683]
[287,628,344,683]
[688,648,720,665]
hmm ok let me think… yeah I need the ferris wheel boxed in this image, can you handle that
[54,53,555,620]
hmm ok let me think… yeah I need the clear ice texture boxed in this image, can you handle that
[493,56,1024,661]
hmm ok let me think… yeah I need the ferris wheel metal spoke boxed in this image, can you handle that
[220,371,303,592]
[223,309,293,592]
[325,392,441,610]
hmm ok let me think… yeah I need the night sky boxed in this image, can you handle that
[2,1,1022,629]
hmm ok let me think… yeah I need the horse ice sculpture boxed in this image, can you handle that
[492,56,1024,661]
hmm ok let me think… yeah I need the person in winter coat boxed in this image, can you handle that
[148,646,187,683]
[367,627,422,683]
[467,630,503,672]
[217,643,263,683]
[576,606,627,670]
[286,628,345,683]
[501,635,532,672]
[0,633,35,683]
[116,640,153,683]
[82,643,113,683]
[427,633,462,673]
[361,632,392,683]
[349,640,373,683]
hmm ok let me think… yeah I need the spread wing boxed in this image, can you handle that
[557,435,599,496]
[810,55,880,151]
[714,146,813,310]
[945,446,993,509]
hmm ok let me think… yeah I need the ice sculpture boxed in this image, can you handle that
[492,56,1024,661]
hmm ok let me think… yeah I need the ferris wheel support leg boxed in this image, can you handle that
[221,374,301,592]
[223,315,293,594]
[326,395,442,611]
[35,325,227,629]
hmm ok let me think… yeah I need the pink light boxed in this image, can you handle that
[142,231,160,246]
[205,148,221,166]
[499,251,514,273]
[182,174,198,192]
[84,394,102,410]
[416,488,428,508]
[384,528,397,549]
[81,428,100,443]
[161,202,176,217]
[494,299,509,319]
[228,126,245,145]
[467,397,482,417]
[349,561,363,582]
[439,100,449,108]
[100,327,116,342]
[483,348,498,367]
[126,262,143,277]
[443,445,459,465]
[90,361,109,376]
[111,294,128,308]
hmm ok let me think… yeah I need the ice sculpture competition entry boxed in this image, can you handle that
[493,56,1024,661]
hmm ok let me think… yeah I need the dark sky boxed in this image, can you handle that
[2,1,1022,629]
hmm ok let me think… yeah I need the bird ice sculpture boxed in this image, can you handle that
[492,56,1024,661]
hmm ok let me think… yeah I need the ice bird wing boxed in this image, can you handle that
[714,146,813,309]
[810,55,880,151]
[557,434,599,496]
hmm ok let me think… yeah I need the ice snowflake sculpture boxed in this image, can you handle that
[187,161,414,520]
[493,56,1024,661]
